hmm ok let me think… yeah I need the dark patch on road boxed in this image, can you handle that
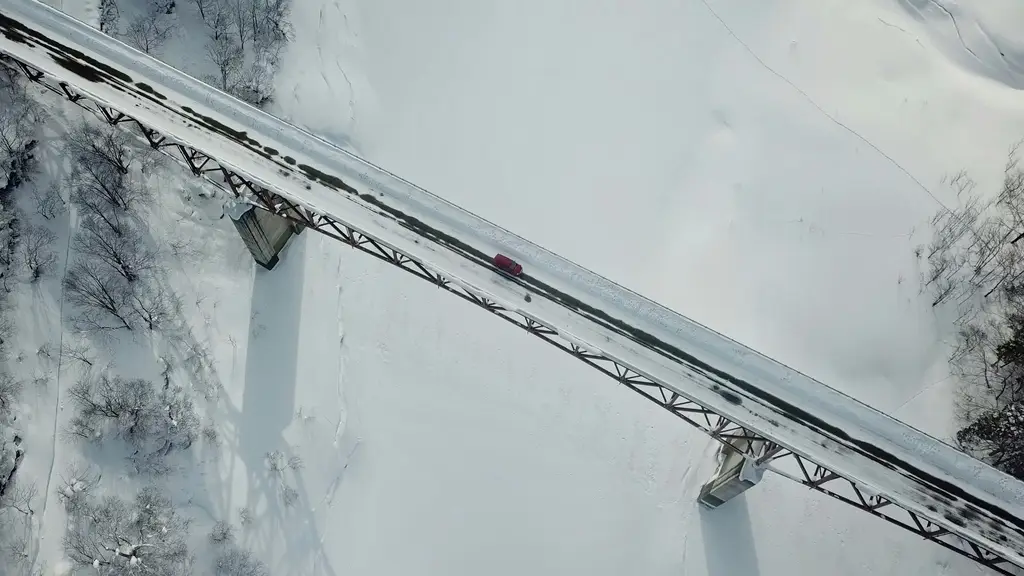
[297,163,359,195]
[0,12,32,46]
[715,387,742,405]
[180,106,260,148]
[135,82,166,100]
[0,12,132,84]
[944,512,967,528]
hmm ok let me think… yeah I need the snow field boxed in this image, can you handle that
[287,0,1024,573]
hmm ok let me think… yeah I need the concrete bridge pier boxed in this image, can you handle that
[227,203,303,270]
[698,436,766,509]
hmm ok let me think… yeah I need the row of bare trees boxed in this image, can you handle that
[61,121,181,334]
[54,116,267,575]
[54,462,267,576]
[922,144,1024,479]
[0,63,58,288]
[198,0,293,107]
[96,0,292,108]
[2,55,270,574]
[0,60,45,573]
[67,373,199,474]
[75,6,292,569]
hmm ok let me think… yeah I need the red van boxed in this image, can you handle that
[493,254,523,277]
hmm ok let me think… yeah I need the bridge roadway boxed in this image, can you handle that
[1,0,1023,569]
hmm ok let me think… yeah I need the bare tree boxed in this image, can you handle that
[1,527,32,571]
[68,163,150,239]
[202,424,219,446]
[129,277,179,331]
[67,374,157,446]
[0,309,12,357]
[64,121,137,175]
[18,222,56,282]
[231,55,275,107]
[0,204,19,284]
[64,257,137,332]
[57,461,101,515]
[64,487,193,575]
[202,0,231,40]
[60,340,95,368]
[206,34,244,91]
[923,147,1024,480]
[1,482,37,517]
[191,0,216,22]
[222,0,251,49]
[74,216,155,283]
[71,156,148,216]
[0,373,18,419]
[279,485,298,507]
[0,480,35,573]
[215,546,268,576]
[155,384,199,451]
[249,0,292,51]
[150,0,177,15]
[67,374,198,473]
[209,520,234,545]
[32,181,65,220]
[98,0,120,33]
[0,79,43,186]
[70,185,127,239]
[122,9,175,55]
[265,450,286,474]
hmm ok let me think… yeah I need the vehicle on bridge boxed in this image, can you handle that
[493,254,523,277]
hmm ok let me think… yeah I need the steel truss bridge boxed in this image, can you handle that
[1,0,1023,573]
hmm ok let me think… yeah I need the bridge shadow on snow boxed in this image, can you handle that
[699,495,760,576]
[235,234,342,576]
[240,237,303,476]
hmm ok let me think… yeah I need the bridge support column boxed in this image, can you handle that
[698,437,766,509]
[227,203,303,270]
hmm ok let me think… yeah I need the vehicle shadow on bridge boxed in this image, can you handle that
[698,495,760,576]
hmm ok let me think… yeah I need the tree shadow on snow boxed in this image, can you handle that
[699,495,760,576]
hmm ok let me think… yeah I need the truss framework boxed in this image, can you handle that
[2,54,1017,575]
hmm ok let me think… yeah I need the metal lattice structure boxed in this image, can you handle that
[1,53,1018,575]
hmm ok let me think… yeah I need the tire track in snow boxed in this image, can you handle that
[925,0,982,64]
[309,242,359,514]
[325,248,359,509]
[316,8,334,94]
[331,252,346,447]
[697,0,951,214]
[313,2,356,132]
[330,1,357,131]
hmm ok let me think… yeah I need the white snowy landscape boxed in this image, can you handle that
[2,0,1024,575]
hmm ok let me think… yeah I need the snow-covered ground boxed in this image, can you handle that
[270,0,1024,573]
[5,0,1024,574]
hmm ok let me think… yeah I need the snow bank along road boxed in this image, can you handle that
[2,0,1023,568]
